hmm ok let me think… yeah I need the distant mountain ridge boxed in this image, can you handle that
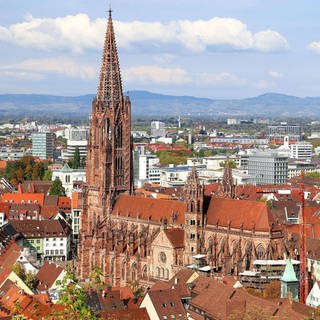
[0,91,320,120]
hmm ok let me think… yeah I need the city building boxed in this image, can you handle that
[10,219,71,262]
[290,141,313,159]
[78,9,296,288]
[151,121,166,137]
[138,154,160,186]
[268,124,301,144]
[64,127,88,160]
[248,151,288,185]
[31,132,54,160]
[52,163,86,197]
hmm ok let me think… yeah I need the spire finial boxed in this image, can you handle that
[108,5,112,19]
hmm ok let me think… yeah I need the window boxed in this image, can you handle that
[36,246,40,251]
[60,250,63,254]
[45,250,49,254]
[55,250,59,255]
[36,239,40,243]
[50,250,54,254]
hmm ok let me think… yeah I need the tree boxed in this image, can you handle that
[220,160,237,169]
[43,169,53,181]
[25,272,38,289]
[54,267,98,320]
[72,147,81,169]
[49,177,66,196]
[12,263,26,281]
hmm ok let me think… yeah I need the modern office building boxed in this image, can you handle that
[138,154,160,186]
[31,132,54,160]
[64,127,88,160]
[151,121,166,137]
[267,124,301,144]
[290,141,313,159]
[248,151,288,185]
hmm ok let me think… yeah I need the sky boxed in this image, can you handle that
[0,0,320,99]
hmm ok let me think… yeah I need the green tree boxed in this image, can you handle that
[72,147,81,169]
[43,169,53,181]
[49,177,66,196]
[80,156,86,168]
[12,263,26,281]
[220,160,237,169]
[54,268,98,320]
[25,272,38,289]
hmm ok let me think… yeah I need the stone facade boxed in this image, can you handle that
[78,8,296,287]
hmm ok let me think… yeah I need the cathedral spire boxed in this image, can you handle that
[97,8,123,106]
[221,157,235,198]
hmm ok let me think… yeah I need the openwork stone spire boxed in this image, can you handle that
[97,9,123,107]
[222,157,235,198]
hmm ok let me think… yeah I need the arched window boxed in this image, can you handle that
[121,261,126,280]
[142,265,148,279]
[165,269,169,280]
[161,268,164,279]
[131,262,137,281]
[256,244,265,260]
[156,267,160,278]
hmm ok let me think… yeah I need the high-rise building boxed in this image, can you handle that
[138,154,160,186]
[31,132,54,160]
[290,141,313,159]
[248,151,288,185]
[64,127,88,160]
[151,121,166,137]
[267,124,301,144]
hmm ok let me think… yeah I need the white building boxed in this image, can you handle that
[138,154,160,186]
[151,121,166,137]
[52,163,86,197]
[306,281,320,308]
[64,127,88,160]
[290,141,313,159]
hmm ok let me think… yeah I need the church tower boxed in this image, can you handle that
[78,9,132,279]
[184,165,204,264]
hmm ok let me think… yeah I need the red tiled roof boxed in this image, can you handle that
[206,197,271,232]
[36,261,64,291]
[112,195,185,225]
[164,228,184,248]
[1,193,45,207]
[0,202,10,214]
[147,288,187,319]
[111,286,134,300]
[0,241,23,270]
[99,308,150,320]
[58,196,71,207]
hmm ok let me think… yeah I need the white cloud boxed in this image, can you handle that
[197,72,246,86]
[0,70,44,81]
[123,65,191,85]
[123,65,245,87]
[0,14,288,53]
[253,30,288,52]
[0,57,96,79]
[308,41,320,54]
[268,70,284,78]
[256,80,272,89]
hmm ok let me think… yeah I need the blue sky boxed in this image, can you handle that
[0,0,320,99]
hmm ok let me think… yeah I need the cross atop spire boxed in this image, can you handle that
[97,9,123,107]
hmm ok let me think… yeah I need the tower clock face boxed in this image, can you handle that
[159,252,167,263]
